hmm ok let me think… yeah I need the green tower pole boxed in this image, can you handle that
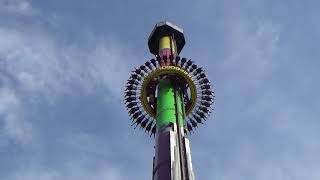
[152,33,192,179]
[156,71,187,179]
[156,37,184,128]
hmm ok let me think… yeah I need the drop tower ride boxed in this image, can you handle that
[124,21,214,180]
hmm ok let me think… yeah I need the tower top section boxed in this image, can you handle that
[148,21,186,55]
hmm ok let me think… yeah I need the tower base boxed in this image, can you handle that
[152,123,195,180]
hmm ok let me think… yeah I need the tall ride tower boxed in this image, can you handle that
[124,21,214,180]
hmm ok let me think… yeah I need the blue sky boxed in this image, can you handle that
[0,0,319,179]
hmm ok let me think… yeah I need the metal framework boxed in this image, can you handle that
[124,21,214,180]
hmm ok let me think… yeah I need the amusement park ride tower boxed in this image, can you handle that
[124,21,214,180]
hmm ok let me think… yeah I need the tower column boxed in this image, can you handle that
[152,35,194,180]
[124,21,214,180]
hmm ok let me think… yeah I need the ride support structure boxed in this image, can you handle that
[124,21,215,180]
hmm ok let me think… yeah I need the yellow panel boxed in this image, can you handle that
[159,36,171,51]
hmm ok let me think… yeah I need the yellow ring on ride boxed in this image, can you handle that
[140,66,197,119]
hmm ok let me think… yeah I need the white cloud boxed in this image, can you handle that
[0,0,35,15]
[0,14,133,177]
[0,26,130,102]
[6,161,124,180]
[0,20,132,147]
[192,8,320,179]
[60,132,112,157]
[0,87,33,145]
[222,19,281,82]
[4,132,126,180]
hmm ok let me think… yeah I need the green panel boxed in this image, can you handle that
[156,79,184,128]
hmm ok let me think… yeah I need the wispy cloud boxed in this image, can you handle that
[0,26,130,101]
[191,8,320,179]
[3,132,126,180]
[0,9,131,147]
[0,8,133,178]
[0,87,33,145]
[6,160,124,180]
[0,0,35,15]
[221,18,281,85]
